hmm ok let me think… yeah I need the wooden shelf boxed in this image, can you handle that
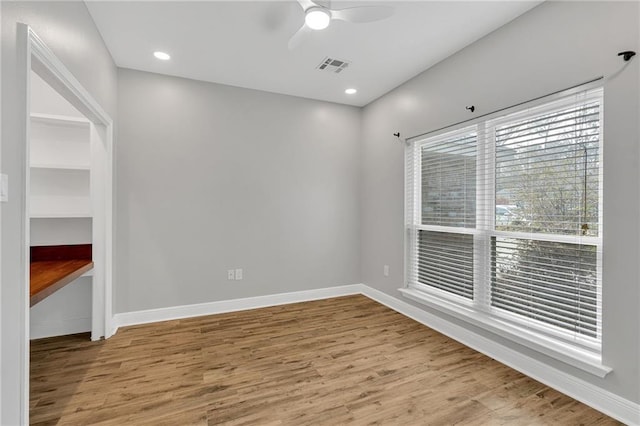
[30,244,93,307]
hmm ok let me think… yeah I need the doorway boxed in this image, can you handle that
[17,24,114,422]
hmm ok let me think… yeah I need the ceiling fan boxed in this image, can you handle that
[288,0,394,49]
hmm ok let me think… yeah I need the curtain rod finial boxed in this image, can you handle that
[618,51,636,61]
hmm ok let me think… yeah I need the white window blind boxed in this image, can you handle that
[418,230,474,300]
[420,130,477,229]
[407,128,478,302]
[405,87,603,356]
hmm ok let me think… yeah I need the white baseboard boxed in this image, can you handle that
[30,317,91,340]
[359,285,640,426]
[113,284,364,329]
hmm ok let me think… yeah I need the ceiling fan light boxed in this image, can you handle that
[305,8,331,30]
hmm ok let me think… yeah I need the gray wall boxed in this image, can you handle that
[361,1,639,403]
[116,69,361,313]
[1,2,117,424]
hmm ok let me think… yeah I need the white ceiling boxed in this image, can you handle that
[86,1,541,107]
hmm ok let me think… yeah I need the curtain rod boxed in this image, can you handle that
[400,76,604,144]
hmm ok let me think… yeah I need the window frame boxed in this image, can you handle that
[403,85,609,377]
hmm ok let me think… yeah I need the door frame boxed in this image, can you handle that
[16,23,114,422]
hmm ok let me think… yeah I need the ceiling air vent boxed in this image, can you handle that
[316,57,350,74]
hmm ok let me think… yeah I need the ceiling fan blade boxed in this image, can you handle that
[331,6,394,23]
[288,23,312,50]
[296,0,318,12]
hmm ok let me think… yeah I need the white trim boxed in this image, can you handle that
[490,229,600,245]
[103,122,114,339]
[30,317,91,340]
[359,285,639,426]
[411,223,479,235]
[28,34,112,126]
[113,284,364,329]
[16,24,31,426]
[0,4,2,416]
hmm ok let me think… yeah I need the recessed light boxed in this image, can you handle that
[305,7,331,30]
[345,88,357,95]
[153,51,171,61]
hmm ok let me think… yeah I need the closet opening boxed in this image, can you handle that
[17,24,115,422]
[28,70,97,339]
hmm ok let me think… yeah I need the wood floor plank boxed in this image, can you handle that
[30,295,620,425]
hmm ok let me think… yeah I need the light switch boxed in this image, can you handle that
[0,174,7,202]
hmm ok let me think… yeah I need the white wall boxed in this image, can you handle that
[1,2,117,424]
[361,0,639,405]
[116,69,361,313]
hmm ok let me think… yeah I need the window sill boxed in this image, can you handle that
[399,287,612,378]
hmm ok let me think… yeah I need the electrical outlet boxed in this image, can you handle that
[227,269,235,280]
[235,268,243,280]
[383,265,389,277]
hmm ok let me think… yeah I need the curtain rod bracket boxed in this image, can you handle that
[618,51,636,61]
[393,132,409,145]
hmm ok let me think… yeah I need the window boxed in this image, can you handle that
[405,87,604,369]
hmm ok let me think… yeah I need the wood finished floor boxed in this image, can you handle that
[30,295,619,425]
